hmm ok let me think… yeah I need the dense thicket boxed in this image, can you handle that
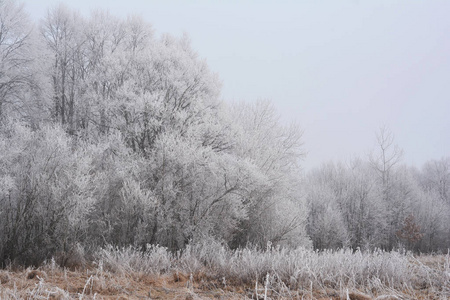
[0,1,448,267]
[0,1,307,266]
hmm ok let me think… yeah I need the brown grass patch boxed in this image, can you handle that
[0,271,10,284]
[27,269,47,280]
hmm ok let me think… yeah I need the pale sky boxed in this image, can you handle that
[21,0,450,170]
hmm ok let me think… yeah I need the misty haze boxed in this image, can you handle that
[0,0,449,299]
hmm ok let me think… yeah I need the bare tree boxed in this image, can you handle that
[369,126,403,190]
[369,127,405,249]
[41,4,86,132]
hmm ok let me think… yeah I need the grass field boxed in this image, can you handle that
[0,242,449,299]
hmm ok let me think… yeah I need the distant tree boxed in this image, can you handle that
[305,159,387,250]
[345,159,388,249]
[370,126,403,193]
[414,157,450,251]
[420,157,450,204]
[304,167,348,250]
[369,126,405,249]
[413,187,450,252]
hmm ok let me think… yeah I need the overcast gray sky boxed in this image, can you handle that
[22,0,450,170]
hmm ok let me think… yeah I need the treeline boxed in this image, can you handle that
[0,1,307,266]
[0,1,448,267]
[305,129,450,252]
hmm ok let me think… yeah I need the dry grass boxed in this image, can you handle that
[0,266,239,299]
[0,244,449,299]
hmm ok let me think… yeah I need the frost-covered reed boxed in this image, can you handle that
[96,241,450,298]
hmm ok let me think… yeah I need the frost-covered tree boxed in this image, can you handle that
[305,160,387,250]
[3,2,448,268]
[228,100,309,248]
[305,133,449,252]
[369,127,406,249]
[41,4,87,131]
[414,189,450,252]
[0,122,97,265]
[420,157,450,204]
[414,158,450,251]
[0,0,40,119]
[81,13,153,137]
[304,165,348,249]
[143,131,263,250]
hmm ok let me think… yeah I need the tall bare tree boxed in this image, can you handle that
[0,0,35,119]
